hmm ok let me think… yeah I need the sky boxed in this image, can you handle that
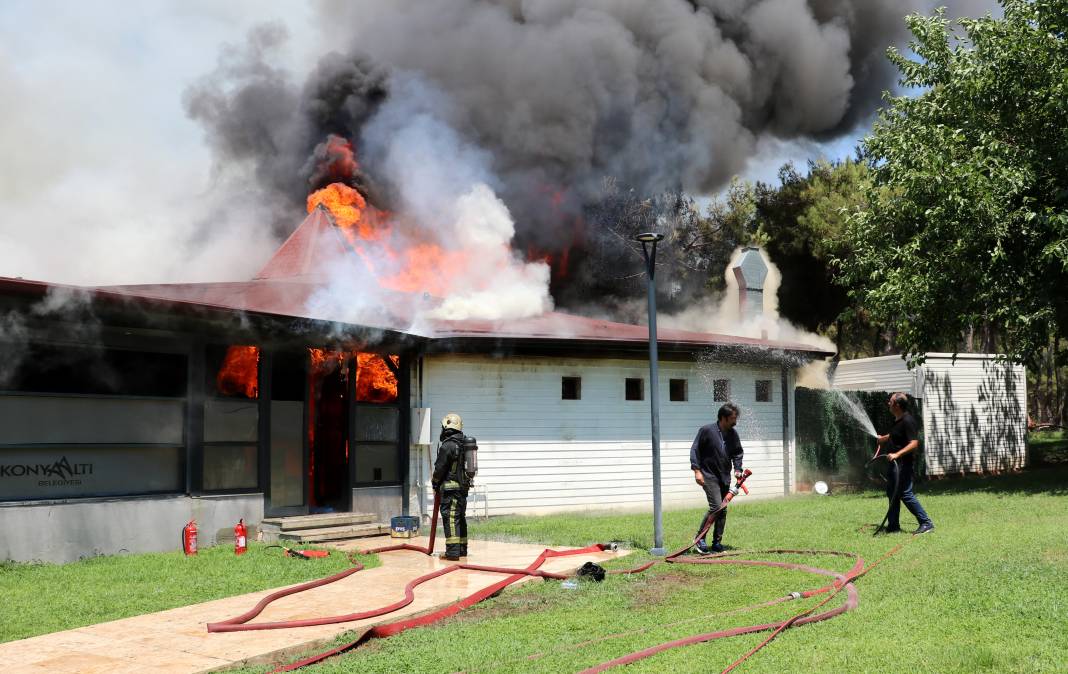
[0,0,1003,287]
[0,1,320,286]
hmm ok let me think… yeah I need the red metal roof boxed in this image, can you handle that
[429,312,831,354]
[254,206,353,281]
[1,208,833,356]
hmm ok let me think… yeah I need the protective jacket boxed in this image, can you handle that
[433,428,470,492]
[432,427,470,559]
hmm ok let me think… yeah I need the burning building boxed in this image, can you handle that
[0,185,830,563]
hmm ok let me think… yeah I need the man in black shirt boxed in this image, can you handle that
[875,392,934,535]
[689,403,745,553]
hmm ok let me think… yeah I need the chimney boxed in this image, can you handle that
[732,246,768,324]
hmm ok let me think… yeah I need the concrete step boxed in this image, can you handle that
[278,522,391,543]
[260,512,376,531]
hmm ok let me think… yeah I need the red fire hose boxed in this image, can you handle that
[207,492,442,634]
[208,473,911,673]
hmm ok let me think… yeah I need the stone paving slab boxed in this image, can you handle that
[0,536,628,673]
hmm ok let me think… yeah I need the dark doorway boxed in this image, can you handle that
[308,351,350,512]
[266,350,307,516]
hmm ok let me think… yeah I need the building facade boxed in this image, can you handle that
[831,353,1028,475]
[0,213,830,562]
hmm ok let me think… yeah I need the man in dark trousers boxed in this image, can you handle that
[875,392,935,535]
[432,412,470,560]
[690,402,745,553]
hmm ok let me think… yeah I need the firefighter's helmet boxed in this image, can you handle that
[441,412,463,432]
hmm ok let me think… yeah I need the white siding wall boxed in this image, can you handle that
[833,353,1027,476]
[831,355,920,395]
[419,354,790,516]
[921,355,1027,475]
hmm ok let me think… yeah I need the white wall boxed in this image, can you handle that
[419,354,792,516]
[921,355,1027,475]
[831,355,920,396]
[832,353,1027,476]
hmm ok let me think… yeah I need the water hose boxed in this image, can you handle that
[208,471,912,673]
[580,542,910,674]
[270,543,615,673]
[207,491,442,633]
[874,458,900,536]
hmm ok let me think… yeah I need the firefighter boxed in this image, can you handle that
[432,412,470,560]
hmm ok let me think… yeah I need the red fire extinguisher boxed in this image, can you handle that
[182,519,198,556]
[234,519,247,555]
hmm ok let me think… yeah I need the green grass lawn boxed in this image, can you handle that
[0,543,365,643]
[229,467,1068,674]
[4,468,1066,673]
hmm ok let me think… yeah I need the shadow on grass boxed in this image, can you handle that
[851,464,1068,498]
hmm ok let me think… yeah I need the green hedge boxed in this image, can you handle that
[795,387,924,486]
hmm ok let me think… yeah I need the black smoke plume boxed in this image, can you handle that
[185,0,934,313]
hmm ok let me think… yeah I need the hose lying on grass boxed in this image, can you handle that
[207,474,913,673]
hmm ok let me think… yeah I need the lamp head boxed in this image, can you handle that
[634,232,665,243]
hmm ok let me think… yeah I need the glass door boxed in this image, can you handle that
[266,351,307,516]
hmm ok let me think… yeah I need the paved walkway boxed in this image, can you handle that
[2,536,627,673]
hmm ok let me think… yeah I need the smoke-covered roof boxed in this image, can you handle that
[0,208,832,358]
[0,273,831,356]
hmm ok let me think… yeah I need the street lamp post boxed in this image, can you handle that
[635,232,666,556]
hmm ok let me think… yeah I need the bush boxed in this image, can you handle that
[796,387,924,486]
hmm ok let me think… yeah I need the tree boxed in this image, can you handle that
[577,178,752,319]
[840,1,1068,372]
[755,159,885,357]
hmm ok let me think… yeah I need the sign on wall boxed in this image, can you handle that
[0,446,183,500]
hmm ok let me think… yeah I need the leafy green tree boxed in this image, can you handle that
[841,1,1068,368]
[756,159,885,357]
[582,177,753,316]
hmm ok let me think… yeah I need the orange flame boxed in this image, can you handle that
[308,348,343,443]
[306,183,379,239]
[216,346,259,398]
[307,180,475,296]
[355,352,399,403]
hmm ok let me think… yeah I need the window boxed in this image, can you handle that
[669,378,688,402]
[755,379,772,402]
[355,353,399,404]
[208,345,259,399]
[204,344,259,492]
[354,395,402,485]
[625,378,643,401]
[269,350,307,508]
[5,344,186,397]
[713,379,731,402]
[0,344,187,500]
[562,376,581,400]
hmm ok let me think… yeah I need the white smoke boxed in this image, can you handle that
[0,0,1004,318]
[0,3,312,287]
[426,184,553,321]
[361,75,553,323]
[661,247,827,342]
